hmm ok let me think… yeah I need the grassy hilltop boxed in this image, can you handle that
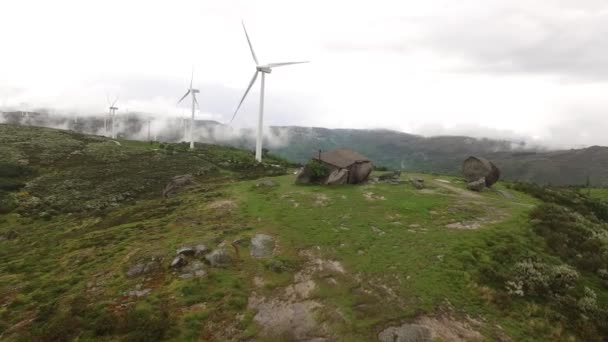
[1,124,607,341]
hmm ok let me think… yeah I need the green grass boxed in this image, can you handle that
[225,174,551,339]
[1,124,607,341]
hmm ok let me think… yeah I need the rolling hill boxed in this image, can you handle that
[1,124,608,341]
[3,111,608,186]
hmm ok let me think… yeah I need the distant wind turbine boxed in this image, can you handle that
[231,21,308,162]
[177,69,199,149]
[106,95,119,139]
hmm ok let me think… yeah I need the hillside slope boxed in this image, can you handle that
[5,112,607,186]
[2,125,608,340]
[269,126,608,187]
[0,125,608,341]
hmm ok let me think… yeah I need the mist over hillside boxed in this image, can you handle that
[3,110,606,186]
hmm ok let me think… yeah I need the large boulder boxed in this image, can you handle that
[250,234,275,258]
[349,162,373,184]
[325,169,349,185]
[462,156,500,187]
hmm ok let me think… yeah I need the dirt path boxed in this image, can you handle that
[432,180,482,200]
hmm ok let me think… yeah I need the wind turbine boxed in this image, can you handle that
[106,96,119,139]
[231,21,308,162]
[177,69,199,149]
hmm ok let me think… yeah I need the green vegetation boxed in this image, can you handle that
[305,159,329,181]
[1,124,608,340]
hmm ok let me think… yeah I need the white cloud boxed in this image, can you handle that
[1,0,608,148]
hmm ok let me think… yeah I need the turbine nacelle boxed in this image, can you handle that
[191,89,200,94]
[256,66,272,74]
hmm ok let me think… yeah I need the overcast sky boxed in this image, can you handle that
[1,0,608,148]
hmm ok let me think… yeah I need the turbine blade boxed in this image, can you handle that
[265,61,309,68]
[177,90,191,104]
[242,21,259,65]
[190,67,194,89]
[112,96,119,107]
[106,94,111,106]
[231,71,258,123]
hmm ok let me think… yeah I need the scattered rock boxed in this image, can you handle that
[371,226,386,236]
[467,177,486,192]
[170,255,187,269]
[379,171,401,181]
[446,221,482,230]
[179,261,207,279]
[378,323,431,342]
[248,250,341,341]
[250,234,275,258]
[127,288,152,297]
[248,295,325,341]
[410,178,425,189]
[416,315,483,341]
[313,193,330,207]
[176,246,195,256]
[126,261,160,277]
[256,179,279,187]
[205,248,233,267]
[194,244,208,256]
[162,174,196,198]
[379,315,483,342]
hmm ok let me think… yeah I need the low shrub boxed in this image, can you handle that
[505,260,579,298]
[306,160,329,181]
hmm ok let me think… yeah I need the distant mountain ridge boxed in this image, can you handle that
[2,111,606,186]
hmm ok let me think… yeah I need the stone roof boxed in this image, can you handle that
[312,148,370,168]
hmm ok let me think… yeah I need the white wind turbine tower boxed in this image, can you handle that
[231,22,308,162]
[106,96,119,139]
[177,69,199,149]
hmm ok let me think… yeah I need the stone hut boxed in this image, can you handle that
[296,148,373,185]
